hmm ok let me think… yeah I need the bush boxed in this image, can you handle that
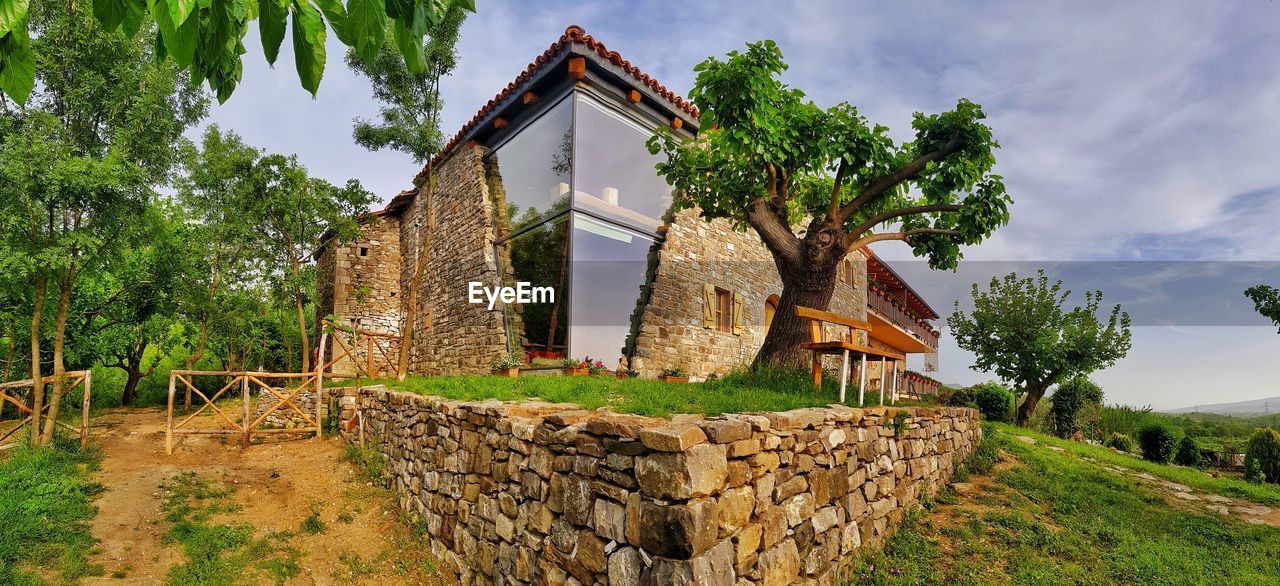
[1137,422,1179,463]
[1174,435,1203,467]
[940,386,976,408]
[1049,376,1103,438]
[971,382,1014,423]
[1105,432,1136,453]
[1244,428,1280,484]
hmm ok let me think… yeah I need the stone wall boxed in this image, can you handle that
[629,209,869,380]
[398,145,509,375]
[334,385,981,585]
[320,216,404,374]
[253,388,323,429]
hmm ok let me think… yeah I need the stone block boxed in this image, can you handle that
[639,498,718,559]
[636,444,727,500]
[640,424,708,452]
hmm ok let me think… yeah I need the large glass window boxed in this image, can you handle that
[568,213,658,365]
[495,215,570,361]
[488,96,573,234]
[573,93,673,234]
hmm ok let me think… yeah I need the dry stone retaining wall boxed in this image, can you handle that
[333,385,981,585]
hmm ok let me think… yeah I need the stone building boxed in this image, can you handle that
[316,26,941,387]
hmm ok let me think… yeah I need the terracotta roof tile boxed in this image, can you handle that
[410,25,698,185]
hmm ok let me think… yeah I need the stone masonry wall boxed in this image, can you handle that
[334,385,981,585]
[322,216,404,374]
[398,145,508,375]
[630,208,868,380]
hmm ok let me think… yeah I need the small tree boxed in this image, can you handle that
[651,41,1011,369]
[1049,376,1104,439]
[972,382,1014,423]
[1174,436,1203,468]
[1245,285,1280,332]
[1137,423,1178,464]
[1245,428,1280,484]
[948,270,1131,425]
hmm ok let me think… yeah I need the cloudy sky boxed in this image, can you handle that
[197,0,1280,410]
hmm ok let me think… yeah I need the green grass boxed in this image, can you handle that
[161,472,301,586]
[347,366,930,418]
[851,424,1280,585]
[0,440,104,584]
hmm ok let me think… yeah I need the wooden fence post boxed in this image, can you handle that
[241,375,251,447]
[315,332,328,439]
[166,371,175,455]
[80,371,91,450]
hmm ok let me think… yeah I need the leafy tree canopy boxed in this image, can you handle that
[0,0,475,105]
[1245,285,1280,333]
[948,270,1132,425]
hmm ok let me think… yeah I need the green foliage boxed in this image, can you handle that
[1245,284,1280,333]
[948,270,1132,425]
[489,352,521,370]
[1174,435,1203,467]
[972,382,1014,423]
[1245,428,1280,484]
[0,445,104,584]
[1137,422,1180,463]
[0,0,477,104]
[346,4,464,163]
[1104,432,1135,453]
[1048,376,1103,438]
[300,510,327,535]
[344,441,387,483]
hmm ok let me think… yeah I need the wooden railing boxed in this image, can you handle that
[867,287,940,349]
[0,371,92,449]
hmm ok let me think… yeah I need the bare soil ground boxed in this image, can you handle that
[82,407,440,585]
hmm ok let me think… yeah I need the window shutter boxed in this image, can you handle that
[838,262,846,285]
[732,292,744,335]
[702,283,716,328]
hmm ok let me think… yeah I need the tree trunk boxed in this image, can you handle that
[29,272,46,446]
[40,277,71,446]
[292,279,309,373]
[1017,381,1051,426]
[753,258,841,369]
[122,371,142,407]
[398,176,434,381]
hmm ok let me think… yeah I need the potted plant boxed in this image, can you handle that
[562,358,589,376]
[583,356,608,376]
[659,368,688,383]
[491,352,522,378]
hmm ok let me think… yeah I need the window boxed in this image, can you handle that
[573,93,674,234]
[487,96,573,235]
[359,246,369,257]
[568,214,658,362]
[715,288,732,333]
[764,294,780,332]
[843,259,858,288]
[495,215,570,360]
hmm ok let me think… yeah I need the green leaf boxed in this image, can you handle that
[164,0,196,26]
[392,16,424,73]
[258,0,286,65]
[0,23,34,104]
[313,0,353,45]
[152,0,199,67]
[290,0,326,96]
[344,0,385,63]
[0,0,27,37]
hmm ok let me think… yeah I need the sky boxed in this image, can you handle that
[196,0,1280,410]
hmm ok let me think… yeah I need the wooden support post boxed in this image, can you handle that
[367,336,374,379]
[315,333,327,439]
[166,371,175,455]
[241,375,251,447]
[80,371,91,450]
[891,361,900,404]
[879,356,887,406]
[811,353,822,389]
[858,354,867,406]
[838,349,850,404]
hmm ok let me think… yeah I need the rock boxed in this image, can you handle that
[1233,504,1273,516]
[1208,504,1230,515]
[640,424,708,452]
[608,546,642,586]
[733,523,762,569]
[1173,492,1200,501]
[639,498,719,558]
[765,409,827,431]
[1204,494,1232,503]
[689,538,735,586]
[1135,473,1157,481]
[574,530,608,573]
[727,438,762,458]
[594,498,628,543]
[757,539,800,586]
[585,414,662,438]
[811,505,840,534]
[697,419,752,444]
[950,482,975,495]
[636,444,728,500]
[783,493,815,528]
[1014,435,1036,445]
[819,427,847,450]
[716,486,754,534]
[1161,481,1191,493]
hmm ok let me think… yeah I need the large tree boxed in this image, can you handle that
[948,270,1132,425]
[0,0,476,104]
[0,2,206,444]
[345,4,464,163]
[649,41,1011,368]
[1245,285,1280,332]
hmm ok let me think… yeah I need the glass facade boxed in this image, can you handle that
[488,89,672,366]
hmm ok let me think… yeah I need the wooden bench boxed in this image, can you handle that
[796,306,906,404]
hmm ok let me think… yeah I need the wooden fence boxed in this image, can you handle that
[0,370,92,449]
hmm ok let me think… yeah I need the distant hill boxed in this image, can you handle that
[1165,396,1280,415]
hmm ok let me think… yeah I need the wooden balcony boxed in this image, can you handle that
[867,287,939,352]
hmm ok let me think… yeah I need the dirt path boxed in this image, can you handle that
[83,407,434,585]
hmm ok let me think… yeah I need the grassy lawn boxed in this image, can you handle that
[0,440,104,584]
[853,424,1280,585]
[350,368,928,418]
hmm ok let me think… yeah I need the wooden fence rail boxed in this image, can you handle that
[0,370,92,450]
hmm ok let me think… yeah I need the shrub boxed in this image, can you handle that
[1049,376,1103,438]
[1244,428,1280,484]
[1174,436,1203,467]
[1104,432,1136,453]
[940,386,976,408]
[490,352,522,370]
[971,383,1014,423]
[1137,422,1179,463]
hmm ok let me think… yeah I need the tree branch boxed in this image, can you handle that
[848,204,963,238]
[826,158,849,220]
[836,134,964,222]
[746,198,802,266]
[845,228,961,251]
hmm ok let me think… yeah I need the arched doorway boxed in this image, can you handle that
[764,294,780,332]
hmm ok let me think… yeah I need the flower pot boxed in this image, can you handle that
[563,367,589,376]
[659,375,689,383]
[491,368,519,378]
